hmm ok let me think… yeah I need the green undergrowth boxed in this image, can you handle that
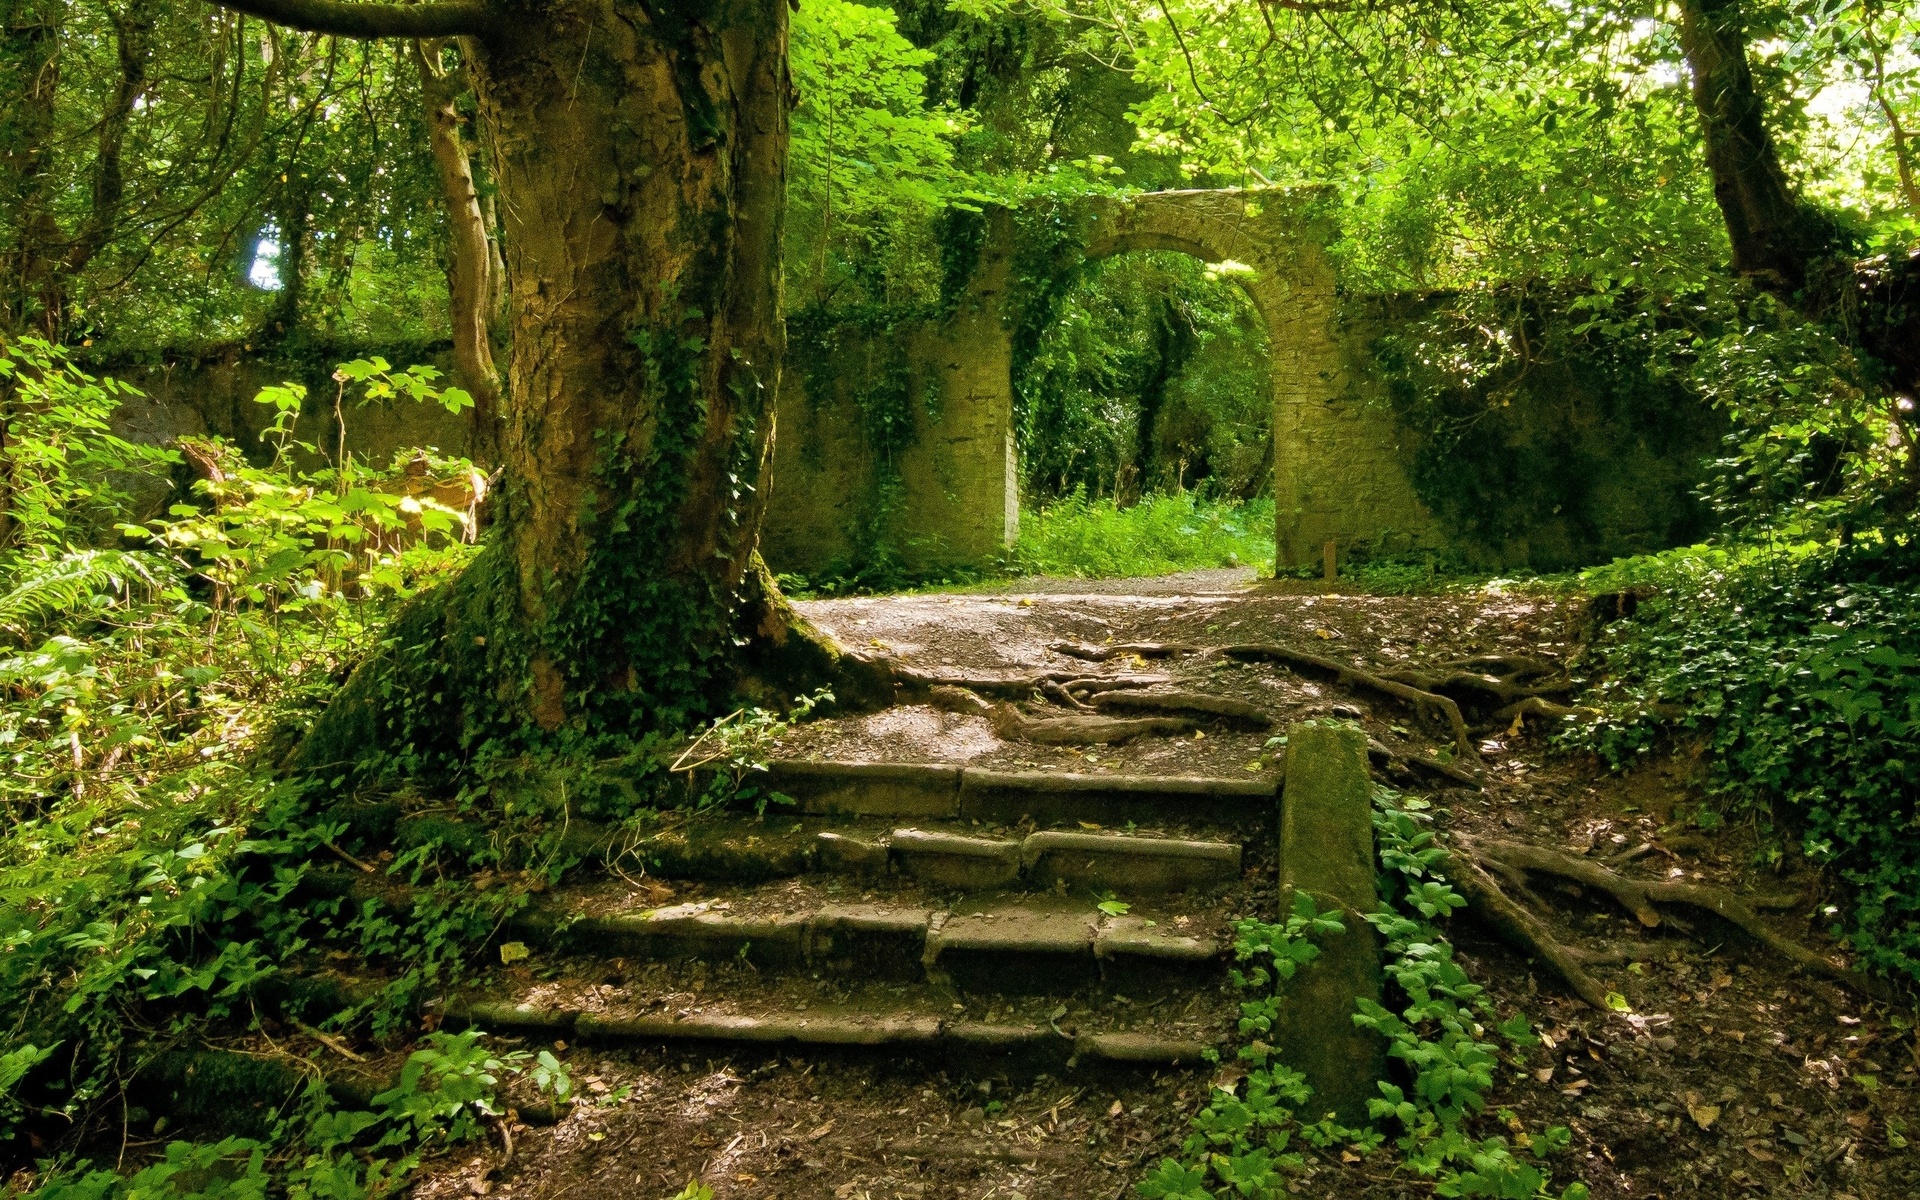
[1566,538,1920,981]
[1140,783,1586,1200]
[1010,489,1275,578]
[0,340,752,1195]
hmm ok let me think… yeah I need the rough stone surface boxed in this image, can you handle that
[762,210,1017,574]
[889,829,1023,889]
[768,760,961,817]
[1276,722,1385,1124]
[957,767,1276,827]
[1022,830,1242,892]
[814,830,889,875]
[928,907,1102,993]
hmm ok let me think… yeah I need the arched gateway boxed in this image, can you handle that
[760,189,1437,575]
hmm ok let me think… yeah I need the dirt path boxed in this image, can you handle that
[420,578,1916,1200]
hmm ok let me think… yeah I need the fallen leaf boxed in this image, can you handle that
[1605,991,1632,1012]
[1745,1142,1776,1162]
[1688,1103,1722,1130]
[1711,971,1734,989]
[1109,1100,1124,1117]
[499,941,530,965]
[807,1120,835,1140]
[1534,1067,1555,1083]
[1211,1063,1247,1095]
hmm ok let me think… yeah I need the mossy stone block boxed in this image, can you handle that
[1277,721,1384,1124]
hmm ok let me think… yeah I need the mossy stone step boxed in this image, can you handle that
[766,760,1277,827]
[446,998,1211,1076]
[514,897,1222,992]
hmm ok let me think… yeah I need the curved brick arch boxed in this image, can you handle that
[1082,189,1434,566]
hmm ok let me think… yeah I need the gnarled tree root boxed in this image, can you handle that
[928,685,1200,745]
[1049,641,1202,661]
[1492,696,1601,730]
[898,667,1168,699]
[1090,689,1274,730]
[1220,642,1480,762]
[1447,835,1888,1007]
[988,703,1196,745]
[1367,738,1483,790]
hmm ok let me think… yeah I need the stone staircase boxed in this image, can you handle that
[440,762,1284,1081]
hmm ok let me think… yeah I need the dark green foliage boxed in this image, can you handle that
[1373,285,1722,569]
[1573,543,1920,979]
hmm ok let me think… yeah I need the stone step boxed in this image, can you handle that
[634,819,1242,893]
[514,895,1225,995]
[445,994,1213,1077]
[766,760,1277,828]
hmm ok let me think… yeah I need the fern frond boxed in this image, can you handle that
[0,549,169,639]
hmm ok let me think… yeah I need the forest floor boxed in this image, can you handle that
[414,572,1916,1200]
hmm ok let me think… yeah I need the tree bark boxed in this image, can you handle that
[412,38,501,464]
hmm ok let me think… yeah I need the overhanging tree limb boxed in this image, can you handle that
[209,0,493,39]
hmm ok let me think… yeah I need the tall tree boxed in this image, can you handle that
[412,37,501,461]
[214,0,877,770]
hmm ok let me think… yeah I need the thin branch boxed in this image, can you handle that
[208,0,492,39]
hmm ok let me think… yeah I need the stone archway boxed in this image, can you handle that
[1080,189,1433,567]
[761,189,1437,576]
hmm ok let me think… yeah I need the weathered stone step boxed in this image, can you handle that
[767,760,1277,827]
[445,995,1211,1076]
[515,896,1223,994]
[634,820,1242,893]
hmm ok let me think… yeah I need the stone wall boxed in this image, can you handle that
[759,214,1019,578]
[1337,295,1722,570]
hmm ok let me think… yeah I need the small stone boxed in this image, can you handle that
[960,1107,986,1125]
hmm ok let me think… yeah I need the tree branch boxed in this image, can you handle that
[208,0,492,39]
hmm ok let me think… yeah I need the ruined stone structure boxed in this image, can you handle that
[1079,189,1434,567]
[759,212,1020,577]
[760,188,1439,577]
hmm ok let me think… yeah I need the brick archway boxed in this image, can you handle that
[1081,189,1430,567]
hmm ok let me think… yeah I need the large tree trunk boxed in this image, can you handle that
[290,0,885,776]
[473,0,791,733]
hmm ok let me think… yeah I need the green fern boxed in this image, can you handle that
[0,549,167,639]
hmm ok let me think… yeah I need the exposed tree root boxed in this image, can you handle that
[1049,641,1202,661]
[1220,643,1480,762]
[1383,667,1573,706]
[1446,835,1887,1006]
[1044,680,1096,711]
[1366,738,1483,790]
[1090,690,1274,730]
[1443,843,1615,1010]
[988,702,1196,745]
[898,667,1168,699]
[737,554,896,711]
[928,686,993,718]
[1493,696,1601,731]
[1443,654,1560,681]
